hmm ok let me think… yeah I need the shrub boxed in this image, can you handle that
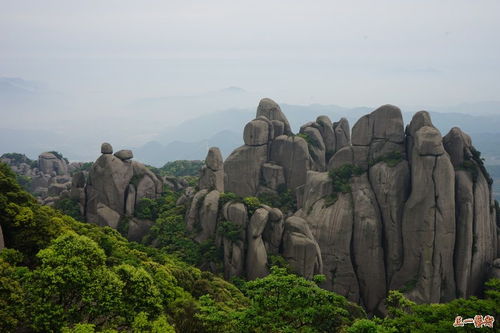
[134,198,158,220]
[243,196,261,216]
[217,221,242,242]
[369,151,403,168]
[54,198,82,221]
[328,164,365,194]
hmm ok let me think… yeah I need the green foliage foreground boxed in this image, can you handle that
[0,161,499,332]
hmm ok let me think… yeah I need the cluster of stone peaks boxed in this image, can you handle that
[185,98,500,314]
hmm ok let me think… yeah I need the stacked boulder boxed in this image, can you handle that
[184,98,500,315]
[84,143,163,241]
[224,98,350,198]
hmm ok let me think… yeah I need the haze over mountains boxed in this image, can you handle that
[2,76,500,168]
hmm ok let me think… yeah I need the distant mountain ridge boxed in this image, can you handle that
[135,103,500,166]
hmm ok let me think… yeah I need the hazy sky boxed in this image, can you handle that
[1,0,500,152]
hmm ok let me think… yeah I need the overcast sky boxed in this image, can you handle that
[1,0,500,150]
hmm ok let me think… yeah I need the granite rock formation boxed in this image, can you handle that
[184,98,500,314]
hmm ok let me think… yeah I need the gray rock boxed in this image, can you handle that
[316,115,336,158]
[270,135,310,191]
[489,258,500,280]
[125,184,136,216]
[244,118,271,146]
[96,203,121,229]
[469,171,497,295]
[199,166,224,192]
[224,145,268,197]
[333,118,350,151]
[247,208,270,280]
[38,152,68,176]
[262,206,284,255]
[369,160,410,286]
[328,146,353,170]
[302,171,331,214]
[261,163,285,191]
[301,193,360,302]
[206,147,224,171]
[352,115,372,146]
[256,98,292,135]
[371,105,405,143]
[282,216,322,279]
[453,170,474,297]
[271,120,285,138]
[223,202,248,279]
[186,189,209,232]
[351,174,386,314]
[114,149,134,161]
[301,125,326,171]
[443,127,473,168]
[127,218,153,242]
[196,190,220,243]
[86,154,134,224]
[101,142,113,154]
[414,126,445,156]
[391,113,456,304]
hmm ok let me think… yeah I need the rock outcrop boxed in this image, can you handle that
[84,143,163,240]
[182,98,499,314]
[1,152,75,206]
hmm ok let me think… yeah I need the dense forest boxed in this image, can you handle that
[0,161,498,332]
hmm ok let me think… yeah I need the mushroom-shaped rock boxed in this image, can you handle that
[256,98,292,135]
[101,142,113,154]
[114,150,133,161]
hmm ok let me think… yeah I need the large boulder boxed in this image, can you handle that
[200,147,224,192]
[247,208,270,280]
[261,163,285,191]
[114,150,133,161]
[300,193,360,302]
[224,145,267,197]
[206,147,224,171]
[38,152,68,175]
[244,118,272,146]
[256,98,292,135]
[101,142,113,154]
[270,135,310,191]
[222,202,248,279]
[300,125,326,171]
[282,216,322,279]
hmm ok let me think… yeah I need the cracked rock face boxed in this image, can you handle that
[181,100,498,314]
